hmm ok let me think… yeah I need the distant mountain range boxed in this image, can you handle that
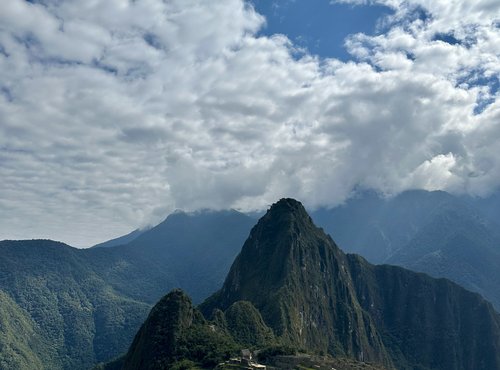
[94,189,500,310]
[0,239,151,369]
[311,190,500,310]
[91,229,146,249]
[0,210,254,369]
[1,190,499,369]
[106,199,500,370]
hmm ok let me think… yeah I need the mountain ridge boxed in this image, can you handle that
[2,193,500,369]
[0,209,255,369]
[199,198,500,369]
[311,190,500,310]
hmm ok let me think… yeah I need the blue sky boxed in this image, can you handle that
[253,0,498,112]
[252,0,393,60]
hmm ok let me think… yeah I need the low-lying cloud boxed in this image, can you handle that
[0,0,498,246]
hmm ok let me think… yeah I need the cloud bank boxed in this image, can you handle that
[0,0,499,246]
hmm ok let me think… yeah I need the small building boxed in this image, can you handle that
[241,349,252,360]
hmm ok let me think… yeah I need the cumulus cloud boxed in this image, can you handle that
[0,0,499,246]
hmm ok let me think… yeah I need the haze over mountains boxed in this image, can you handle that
[94,189,500,310]
[2,0,499,369]
[107,199,500,370]
[312,190,500,310]
[0,211,254,369]
[1,190,499,369]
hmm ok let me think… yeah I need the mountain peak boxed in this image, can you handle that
[269,197,305,212]
[206,198,341,306]
[201,199,392,366]
[250,198,316,243]
[266,198,310,220]
[122,288,198,369]
[122,288,237,370]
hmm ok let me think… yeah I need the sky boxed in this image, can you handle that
[0,0,499,247]
[251,0,393,60]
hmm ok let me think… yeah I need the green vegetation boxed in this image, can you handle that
[224,301,275,347]
[0,290,50,369]
[200,199,392,367]
[0,240,150,369]
[348,254,500,370]
[0,210,254,369]
[122,289,238,370]
[256,345,298,362]
[170,359,205,370]
[200,198,500,370]
[312,190,500,311]
[4,197,500,370]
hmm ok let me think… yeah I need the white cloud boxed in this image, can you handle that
[0,0,499,246]
[404,153,462,191]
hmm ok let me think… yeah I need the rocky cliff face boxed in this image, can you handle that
[202,198,500,370]
[117,198,500,370]
[348,255,500,369]
[201,198,393,367]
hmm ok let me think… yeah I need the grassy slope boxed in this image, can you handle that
[0,210,255,369]
[0,290,51,369]
[0,240,150,370]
